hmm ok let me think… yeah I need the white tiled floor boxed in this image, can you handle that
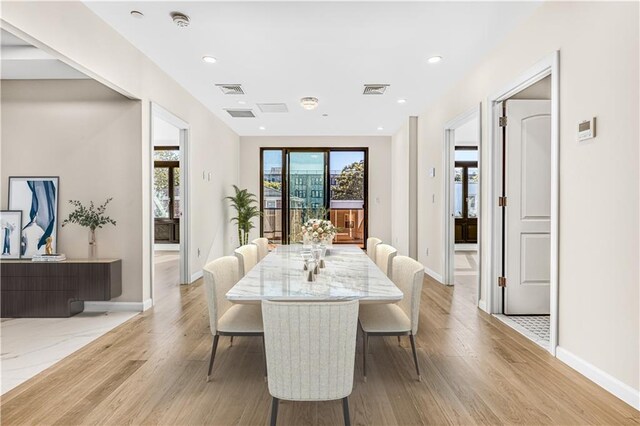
[494,314,550,350]
[1,311,137,394]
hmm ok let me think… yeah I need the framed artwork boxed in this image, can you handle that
[0,210,23,259]
[8,176,60,258]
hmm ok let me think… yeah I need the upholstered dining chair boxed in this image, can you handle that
[375,243,397,279]
[234,244,258,277]
[252,237,269,261]
[359,255,425,382]
[366,237,382,262]
[203,256,265,381]
[262,300,359,426]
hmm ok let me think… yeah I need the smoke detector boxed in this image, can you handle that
[300,97,319,110]
[171,12,190,28]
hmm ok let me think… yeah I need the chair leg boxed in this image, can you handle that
[229,336,234,347]
[363,331,368,382]
[270,397,279,426]
[261,335,268,381]
[342,397,351,426]
[409,334,421,381]
[207,334,220,382]
[397,336,402,346]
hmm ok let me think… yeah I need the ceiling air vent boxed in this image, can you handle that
[363,84,390,95]
[257,103,289,113]
[216,84,245,95]
[225,109,255,118]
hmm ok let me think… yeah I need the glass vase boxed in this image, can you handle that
[88,228,97,259]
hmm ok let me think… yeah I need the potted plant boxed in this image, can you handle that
[226,185,261,247]
[61,198,116,258]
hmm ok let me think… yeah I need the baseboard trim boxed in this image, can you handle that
[190,270,203,283]
[85,298,153,313]
[424,267,444,284]
[478,299,488,313]
[556,346,640,410]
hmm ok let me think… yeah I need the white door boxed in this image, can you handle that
[504,100,551,314]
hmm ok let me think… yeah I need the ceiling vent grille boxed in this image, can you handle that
[257,103,289,113]
[216,84,245,95]
[363,84,390,95]
[225,109,255,118]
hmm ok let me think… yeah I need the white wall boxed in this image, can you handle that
[416,1,638,393]
[391,120,410,255]
[1,1,240,302]
[239,136,391,244]
[1,79,143,302]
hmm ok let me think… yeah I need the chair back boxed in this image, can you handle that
[375,244,397,278]
[203,256,239,335]
[366,237,382,261]
[234,244,258,277]
[262,300,359,401]
[392,256,425,335]
[252,237,269,261]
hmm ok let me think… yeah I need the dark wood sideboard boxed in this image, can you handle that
[1,259,122,318]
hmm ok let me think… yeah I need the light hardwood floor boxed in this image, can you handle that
[1,256,638,425]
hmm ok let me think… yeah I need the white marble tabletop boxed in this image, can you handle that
[226,244,403,303]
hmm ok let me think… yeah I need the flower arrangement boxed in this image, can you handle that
[301,218,337,244]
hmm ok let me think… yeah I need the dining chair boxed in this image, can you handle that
[375,243,397,279]
[234,244,258,277]
[203,256,265,381]
[252,237,269,261]
[262,300,359,426]
[366,237,382,262]
[359,255,425,382]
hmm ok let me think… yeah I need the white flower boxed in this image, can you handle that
[313,232,318,237]
[318,228,323,233]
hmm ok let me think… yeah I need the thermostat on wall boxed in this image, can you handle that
[578,117,596,141]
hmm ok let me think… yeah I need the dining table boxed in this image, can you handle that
[226,244,403,304]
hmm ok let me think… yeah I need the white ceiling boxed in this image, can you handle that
[0,29,89,80]
[85,1,541,136]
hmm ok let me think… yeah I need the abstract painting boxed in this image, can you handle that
[0,210,22,259]
[9,177,59,258]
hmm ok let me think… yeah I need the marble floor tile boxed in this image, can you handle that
[1,311,137,394]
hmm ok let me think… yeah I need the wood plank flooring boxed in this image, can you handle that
[1,256,638,425]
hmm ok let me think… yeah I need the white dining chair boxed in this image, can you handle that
[252,237,269,261]
[262,300,359,426]
[234,244,258,277]
[203,256,265,381]
[359,255,425,382]
[366,237,382,262]
[375,243,397,279]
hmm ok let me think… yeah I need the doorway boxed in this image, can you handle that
[150,104,190,304]
[443,106,482,305]
[260,148,368,247]
[487,52,559,354]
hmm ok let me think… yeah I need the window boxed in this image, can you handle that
[260,148,368,247]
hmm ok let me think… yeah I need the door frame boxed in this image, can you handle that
[150,102,191,303]
[442,105,482,305]
[259,147,369,246]
[486,51,559,355]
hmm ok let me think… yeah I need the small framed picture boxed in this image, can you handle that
[8,176,60,258]
[1,210,23,259]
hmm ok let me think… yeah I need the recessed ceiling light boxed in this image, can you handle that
[300,97,319,110]
[202,56,217,64]
[259,126,266,130]
[427,56,443,64]
[130,10,144,19]
[397,99,407,104]
[238,100,247,105]
[171,12,190,28]
[377,127,384,131]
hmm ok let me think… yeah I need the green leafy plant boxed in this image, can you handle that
[226,185,261,246]
[61,198,117,231]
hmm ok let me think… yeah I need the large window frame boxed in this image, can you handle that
[259,147,369,246]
